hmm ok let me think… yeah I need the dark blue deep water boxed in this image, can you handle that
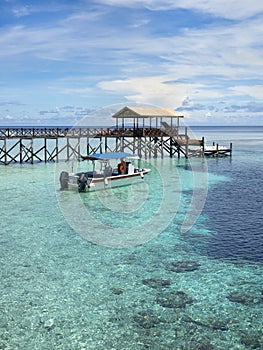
[204,156,263,262]
[192,126,263,262]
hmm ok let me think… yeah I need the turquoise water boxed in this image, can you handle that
[1,127,263,349]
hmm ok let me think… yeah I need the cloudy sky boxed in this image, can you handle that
[0,0,263,126]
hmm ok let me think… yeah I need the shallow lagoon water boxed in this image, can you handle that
[0,126,263,349]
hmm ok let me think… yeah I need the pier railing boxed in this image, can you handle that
[0,127,111,139]
[0,126,195,138]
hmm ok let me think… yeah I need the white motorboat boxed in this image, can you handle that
[59,152,150,192]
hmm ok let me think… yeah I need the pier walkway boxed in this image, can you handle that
[0,125,204,165]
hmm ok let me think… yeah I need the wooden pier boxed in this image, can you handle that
[204,142,232,157]
[0,106,231,165]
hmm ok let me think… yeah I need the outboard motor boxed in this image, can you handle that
[77,173,88,192]
[60,171,69,190]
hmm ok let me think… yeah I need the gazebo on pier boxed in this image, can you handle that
[112,106,203,158]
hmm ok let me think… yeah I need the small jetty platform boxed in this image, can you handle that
[204,142,232,157]
[0,106,232,165]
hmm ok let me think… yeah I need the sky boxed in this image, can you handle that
[0,0,263,126]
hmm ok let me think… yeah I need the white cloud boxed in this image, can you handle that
[4,114,14,120]
[12,6,31,17]
[175,0,263,20]
[229,85,263,99]
[95,0,263,20]
[98,76,200,108]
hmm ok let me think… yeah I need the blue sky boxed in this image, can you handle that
[0,0,263,126]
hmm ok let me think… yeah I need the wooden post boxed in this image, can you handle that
[186,139,189,159]
[104,136,108,153]
[44,138,47,163]
[87,130,90,155]
[30,139,33,164]
[201,137,205,157]
[78,136,81,158]
[98,136,102,153]
[20,139,23,163]
[153,137,158,158]
[56,137,59,162]
[138,137,141,158]
[185,127,188,158]
[67,137,70,161]
[169,137,173,158]
[4,138,7,165]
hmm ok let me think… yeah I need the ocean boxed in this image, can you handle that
[0,126,262,349]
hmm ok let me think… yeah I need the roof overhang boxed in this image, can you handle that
[112,106,184,118]
[81,152,139,161]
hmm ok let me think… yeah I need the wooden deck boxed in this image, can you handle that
[204,143,232,157]
[0,126,231,165]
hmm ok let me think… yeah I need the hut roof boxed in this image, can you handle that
[112,106,184,118]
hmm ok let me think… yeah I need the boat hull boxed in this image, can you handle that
[67,169,150,192]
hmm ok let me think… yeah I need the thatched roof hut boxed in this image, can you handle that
[112,106,184,128]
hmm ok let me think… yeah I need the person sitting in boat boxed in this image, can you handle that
[104,164,112,177]
[118,160,126,174]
